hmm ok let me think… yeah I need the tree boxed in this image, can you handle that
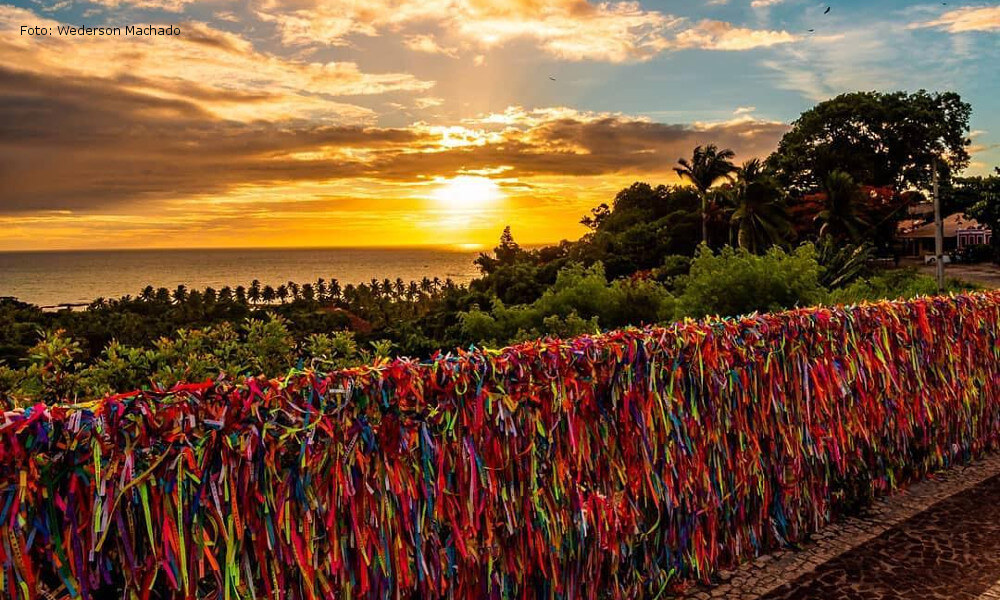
[815,171,868,241]
[171,285,188,304]
[769,90,971,192]
[964,167,1000,263]
[248,280,262,305]
[729,159,793,253]
[674,144,737,244]
[580,203,611,231]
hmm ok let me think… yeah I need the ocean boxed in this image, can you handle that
[0,247,483,307]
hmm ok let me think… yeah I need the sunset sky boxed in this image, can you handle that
[1,0,998,251]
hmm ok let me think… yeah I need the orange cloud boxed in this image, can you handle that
[404,34,459,57]
[910,6,1000,33]
[254,0,797,62]
[0,6,433,123]
[675,20,798,51]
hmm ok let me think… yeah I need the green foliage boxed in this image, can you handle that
[676,245,826,318]
[815,236,874,289]
[963,168,1000,263]
[0,315,367,405]
[769,90,972,192]
[828,269,978,305]
[460,262,675,346]
[728,158,793,253]
[815,171,869,241]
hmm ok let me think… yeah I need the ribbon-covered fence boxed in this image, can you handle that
[2,292,1000,599]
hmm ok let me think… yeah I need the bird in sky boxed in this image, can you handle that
[549,76,556,81]
[824,6,831,14]
[808,28,815,32]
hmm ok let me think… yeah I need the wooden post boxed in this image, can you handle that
[933,157,944,292]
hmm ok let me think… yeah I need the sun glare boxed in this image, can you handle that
[431,176,504,211]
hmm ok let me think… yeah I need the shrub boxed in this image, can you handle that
[828,269,978,305]
[676,244,826,318]
[459,262,674,345]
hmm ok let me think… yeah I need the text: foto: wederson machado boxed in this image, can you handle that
[20,25,180,36]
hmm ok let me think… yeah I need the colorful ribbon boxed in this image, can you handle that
[1,292,999,599]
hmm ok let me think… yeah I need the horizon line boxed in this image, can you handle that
[0,241,562,254]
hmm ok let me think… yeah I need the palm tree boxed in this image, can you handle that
[140,285,155,302]
[328,279,341,302]
[674,144,737,244]
[288,281,300,301]
[316,278,327,300]
[302,283,315,302]
[248,280,262,305]
[171,284,188,304]
[276,284,289,304]
[816,170,868,241]
[262,285,276,304]
[234,286,247,304]
[729,159,793,253]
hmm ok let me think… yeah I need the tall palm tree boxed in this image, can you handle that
[248,280,262,305]
[816,170,868,241]
[674,144,737,244]
[171,284,188,304]
[730,159,793,253]
[276,284,289,304]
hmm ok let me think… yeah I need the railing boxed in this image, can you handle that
[2,292,999,599]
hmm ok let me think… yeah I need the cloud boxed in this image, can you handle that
[404,34,459,58]
[414,96,445,109]
[254,0,797,62]
[909,6,1000,33]
[675,20,798,50]
[0,60,788,216]
[0,6,433,123]
[750,0,786,8]
[82,0,198,12]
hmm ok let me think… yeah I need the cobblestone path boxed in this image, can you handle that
[760,473,1000,600]
[685,453,1000,600]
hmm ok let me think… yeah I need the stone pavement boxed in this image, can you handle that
[685,452,1000,600]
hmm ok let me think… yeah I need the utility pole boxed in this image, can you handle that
[932,157,944,292]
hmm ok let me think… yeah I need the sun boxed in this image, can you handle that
[431,176,504,211]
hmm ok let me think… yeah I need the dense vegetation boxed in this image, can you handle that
[2,89,996,404]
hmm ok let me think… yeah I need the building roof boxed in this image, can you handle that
[899,213,989,239]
